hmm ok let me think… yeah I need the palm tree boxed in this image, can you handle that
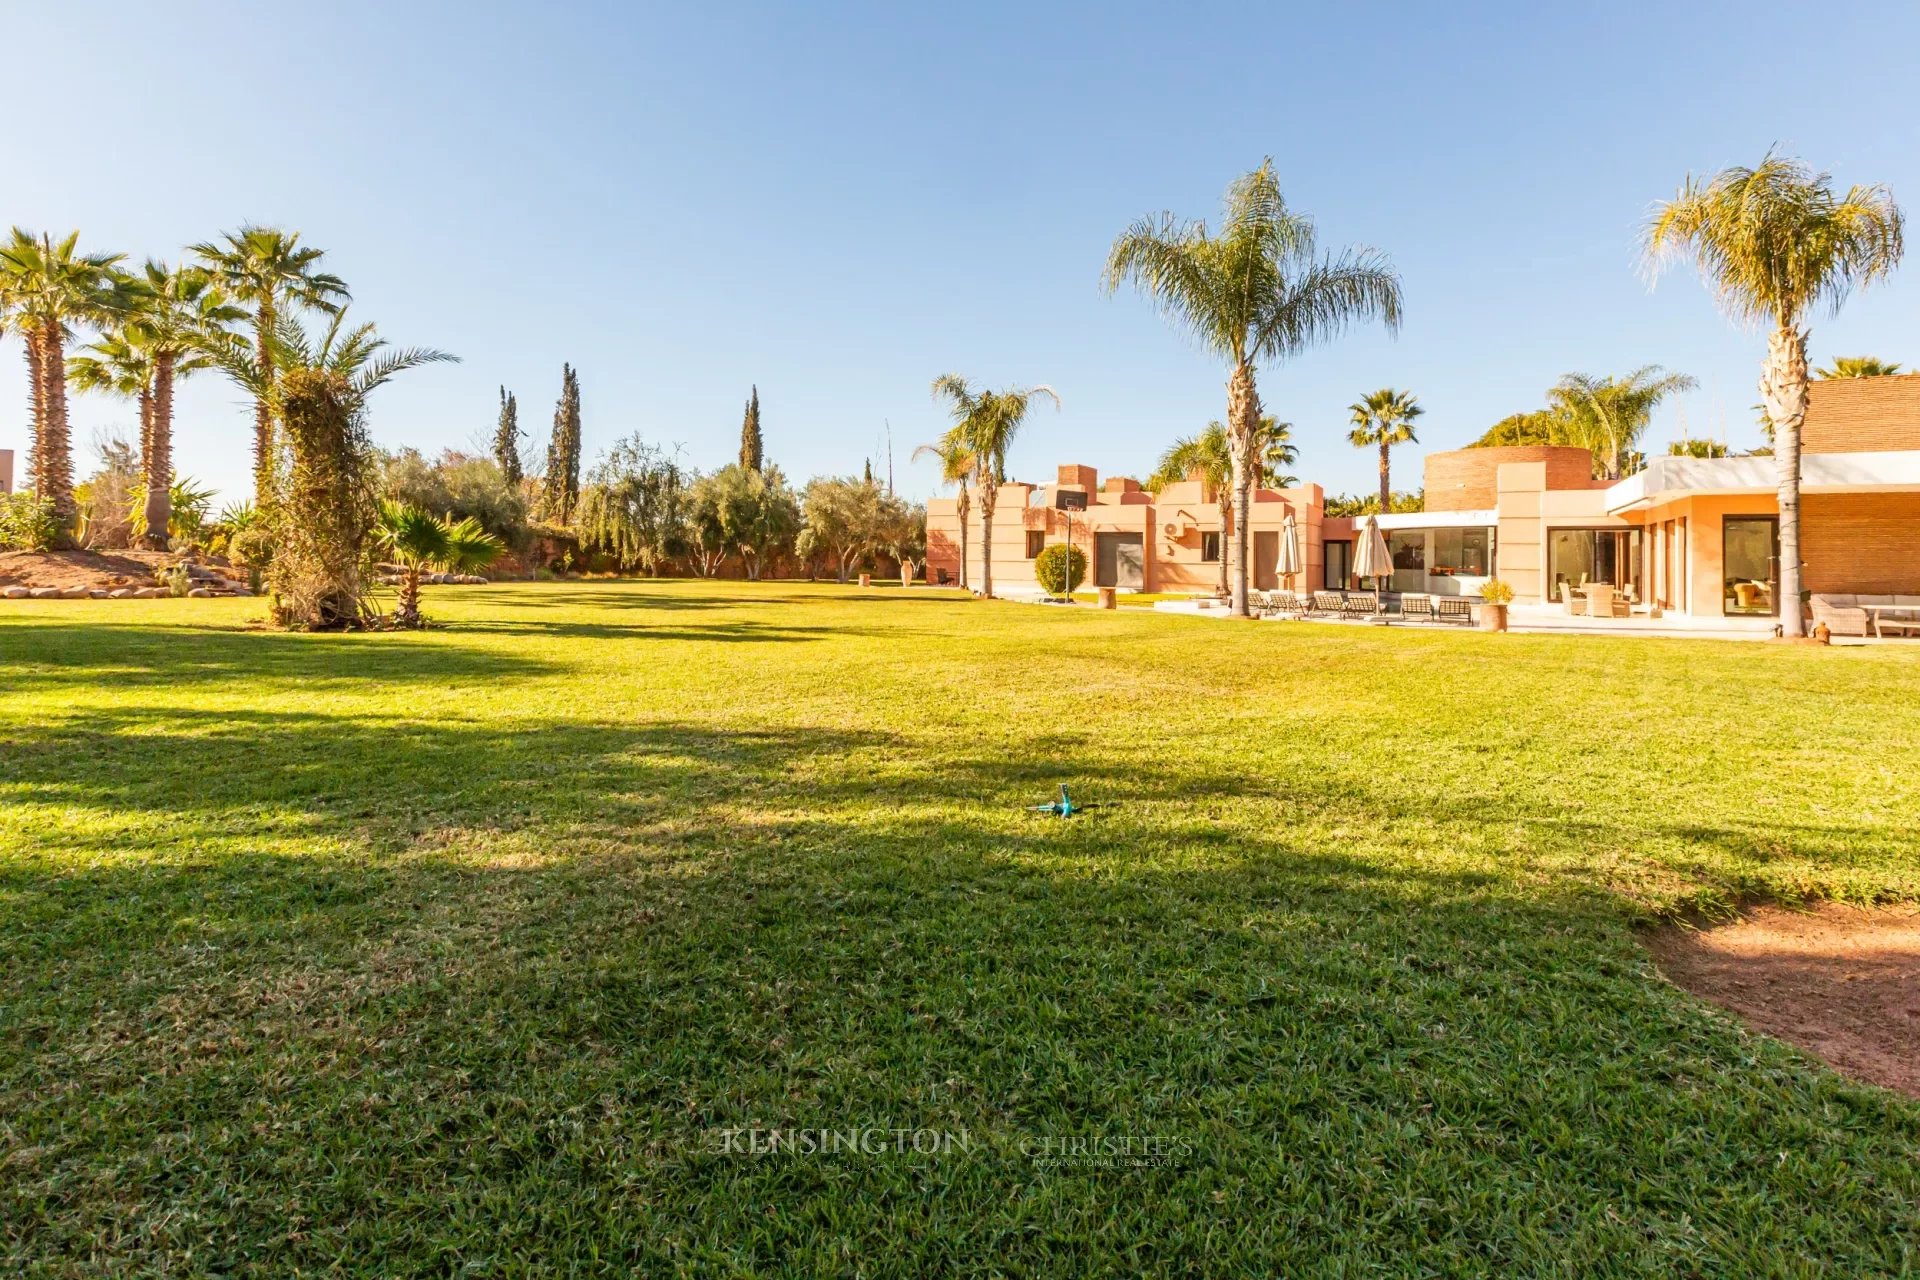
[190,226,349,508]
[929,374,1059,598]
[1106,159,1402,615]
[233,309,456,629]
[1547,367,1697,480]
[1816,356,1903,378]
[1647,153,1903,636]
[1148,416,1296,597]
[911,432,976,590]
[0,229,130,543]
[71,263,243,546]
[374,501,502,628]
[1346,390,1424,510]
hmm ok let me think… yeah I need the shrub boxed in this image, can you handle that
[1034,543,1087,595]
[1478,578,1515,606]
[0,494,61,552]
[379,449,531,549]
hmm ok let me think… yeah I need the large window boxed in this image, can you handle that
[1548,528,1644,600]
[1432,528,1490,578]
[1387,531,1425,594]
[1723,516,1778,615]
[1200,531,1221,563]
[1324,539,1352,589]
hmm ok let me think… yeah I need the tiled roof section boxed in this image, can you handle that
[1804,374,1920,453]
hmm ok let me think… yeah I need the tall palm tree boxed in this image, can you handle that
[1148,416,1297,597]
[72,263,244,546]
[1547,367,1696,480]
[190,226,349,508]
[929,374,1059,599]
[1816,356,1903,378]
[1346,389,1424,510]
[1647,153,1903,636]
[1106,159,1402,615]
[911,432,976,591]
[0,229,129,543]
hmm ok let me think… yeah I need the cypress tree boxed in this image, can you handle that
[494,386,523,485]
[863,457,873,485]
[542,364,582,523]
[739,385,763,471]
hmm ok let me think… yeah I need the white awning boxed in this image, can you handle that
[1607,450,1920,513]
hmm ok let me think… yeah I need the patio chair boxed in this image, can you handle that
[1557,582,1578,615]
[1312,591,1345,616]
[1342,591,1380,619]
[1400,594,1433,622]
[1435,597,1474,625]
[1585,584,1629,618]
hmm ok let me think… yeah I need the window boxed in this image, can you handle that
[1431,528,1489,578]
[1024,530,1045,559]
[1722,516,1778,615]
[1200,531,1221,562]
[1324,540,1352,589]
[1548,528,1644,600]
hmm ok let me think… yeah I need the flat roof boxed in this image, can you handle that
[1606,450,1920,513]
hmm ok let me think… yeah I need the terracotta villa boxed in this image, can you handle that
[926,375,1920,627]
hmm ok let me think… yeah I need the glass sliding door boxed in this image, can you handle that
[1324,540,1351,590]
[1722,516,1778,615]
[1387,531,1426,594]
[1548,528,1645,601]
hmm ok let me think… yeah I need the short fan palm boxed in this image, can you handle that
[375,501,502,628]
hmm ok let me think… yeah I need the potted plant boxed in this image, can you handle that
[1475,578,1514,632]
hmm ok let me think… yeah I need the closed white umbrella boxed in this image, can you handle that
[1352,515,1391,588]
[1277,509,1302,589]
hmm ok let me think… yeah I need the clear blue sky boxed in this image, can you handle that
[6,1,1918,507]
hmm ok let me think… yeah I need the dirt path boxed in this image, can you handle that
[1647,903,1920,1097]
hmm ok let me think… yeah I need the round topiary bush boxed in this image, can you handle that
[1033,542,1087,595]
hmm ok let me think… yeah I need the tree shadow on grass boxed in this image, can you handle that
[5,705,1920,1273]
[0,620,557,693]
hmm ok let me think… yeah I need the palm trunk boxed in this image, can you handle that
[978,486,996,599]
[1761,326,1809,637]
[1215,486,1230,598]
[1226,362,1260,616]
[37,323,77,547]
[398,568,423,627]
[253,303,276,509]
[23,334,43,499]
[955,490,970,591]
[1378,443,1392,513]
[144,354,175,550]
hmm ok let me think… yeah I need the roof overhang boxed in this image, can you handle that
[1605,450,1920,514]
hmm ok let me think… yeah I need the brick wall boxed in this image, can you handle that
[1803,493,1920,595]
[1803,375,1920,453]
[1424,446,1600,511]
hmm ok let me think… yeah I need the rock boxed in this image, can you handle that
[185,565,221,580]
[30,587,61,599]
[187,587,213,598]
[227,587,254,597]
[59,586,92,599]
[2,586,29,599]
[134,587,167,599]
[89,589,110,599]
[108,588,133,599]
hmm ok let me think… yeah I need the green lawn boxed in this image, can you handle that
[3,581,1918,1276]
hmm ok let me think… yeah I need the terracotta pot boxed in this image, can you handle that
[858,573,872,587]
[1475,602,1508,632]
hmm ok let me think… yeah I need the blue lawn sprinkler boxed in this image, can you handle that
[1029,784,1089,818]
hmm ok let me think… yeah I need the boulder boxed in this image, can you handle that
[89,589,110,599]
[187,587,214,599]
[2,586,29,599]
[108,588,133,599]
[134,587,167,599]
[227,587,255,597]
[29,587,62,599]
[59,586,92,599]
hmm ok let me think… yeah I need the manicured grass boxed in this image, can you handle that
[3,581,1918,1276]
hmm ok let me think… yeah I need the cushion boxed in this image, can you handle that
[1859,594,1894,606]
[1894,595,1920,607]
[1813,594,1856,608]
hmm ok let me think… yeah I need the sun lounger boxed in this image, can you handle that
[1341,592,1380,619]
[1400,594,1433,622]
[1311,591,1344,616]
[1435,597,1474,624]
